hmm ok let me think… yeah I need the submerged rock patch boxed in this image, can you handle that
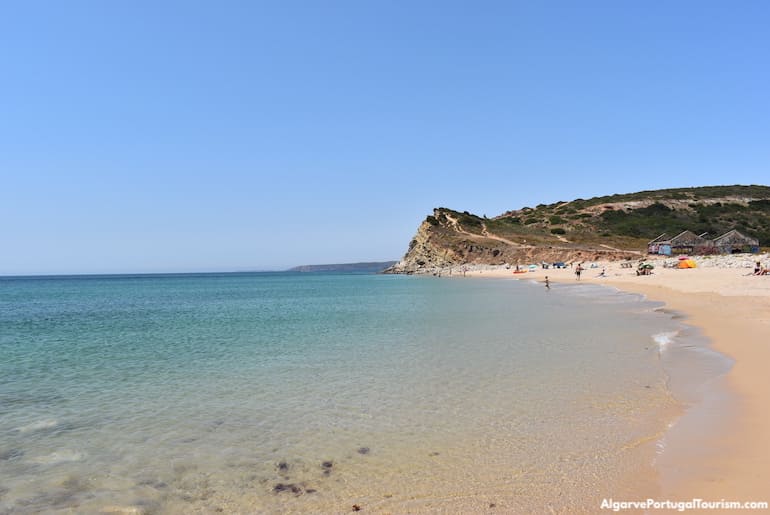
[273,483,303,495]
[0,448,24,461]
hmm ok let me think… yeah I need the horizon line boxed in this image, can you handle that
[0,260,399,278]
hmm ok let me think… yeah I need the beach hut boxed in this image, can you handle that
[647,233,670,255]
[648,230,712,256]
[668,230,713,255]
[712,229,760,254]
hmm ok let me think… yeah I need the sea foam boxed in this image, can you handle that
[653,332,678,352]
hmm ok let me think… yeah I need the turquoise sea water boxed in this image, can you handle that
[0,273,726,513]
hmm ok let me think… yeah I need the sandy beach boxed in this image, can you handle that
[457,254,770,508]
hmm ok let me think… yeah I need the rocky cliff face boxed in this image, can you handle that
[385,209,640,274]
[384,215,463,274]
[386,186,770,275]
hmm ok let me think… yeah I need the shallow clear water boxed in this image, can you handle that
[0,273,718,513]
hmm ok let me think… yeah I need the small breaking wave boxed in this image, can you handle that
[653,332,678,353]
[655,421,677,456]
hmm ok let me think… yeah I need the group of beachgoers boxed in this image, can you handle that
[543,263,585,282]
[544,263,607,289]
[552,259,767,285]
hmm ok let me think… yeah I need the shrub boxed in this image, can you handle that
[549,215,566,225]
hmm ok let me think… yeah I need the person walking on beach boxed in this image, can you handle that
[545,276,550,290]
[575,264,582,280]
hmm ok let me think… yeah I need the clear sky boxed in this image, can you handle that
[2,1,768,274]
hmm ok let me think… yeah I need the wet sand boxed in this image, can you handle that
[476,256,770,507]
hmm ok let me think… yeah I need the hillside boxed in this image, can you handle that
[288,261,397,273]
[386,185,770,274]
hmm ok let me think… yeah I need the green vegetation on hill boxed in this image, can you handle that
[542,184,770,210]
[389,186,770,273]
[429,185,770,253]
[598,200,770,243]
[489,184,770,246]
[389,185,770,274]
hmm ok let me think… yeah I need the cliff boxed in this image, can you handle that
[386,185,770,274]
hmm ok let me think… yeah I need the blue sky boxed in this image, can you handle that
[2,1,768,274]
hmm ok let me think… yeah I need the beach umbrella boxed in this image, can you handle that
[677,255,689,260]
[640,263,655,269]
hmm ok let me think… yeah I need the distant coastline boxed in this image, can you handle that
[287,261,397,273]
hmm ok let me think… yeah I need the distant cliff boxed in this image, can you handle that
[287,261,397,273]
[386,185,770,274]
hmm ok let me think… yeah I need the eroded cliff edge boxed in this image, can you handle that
[385,186,770,274]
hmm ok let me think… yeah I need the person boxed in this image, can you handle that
[575,265,582,280]
[755,261,762,275]
[598,267,606,277]
[545,276,550,290]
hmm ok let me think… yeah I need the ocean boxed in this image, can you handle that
[0,272,728,513]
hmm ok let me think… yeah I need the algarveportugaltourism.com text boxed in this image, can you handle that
[601,498,769,511]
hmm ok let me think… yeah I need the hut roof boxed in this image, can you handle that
[713,229,759,246]
[648,233,669,245]
[668,230,709,245]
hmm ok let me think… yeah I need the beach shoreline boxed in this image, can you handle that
[445,254,770,508]
[3,265,767,513]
